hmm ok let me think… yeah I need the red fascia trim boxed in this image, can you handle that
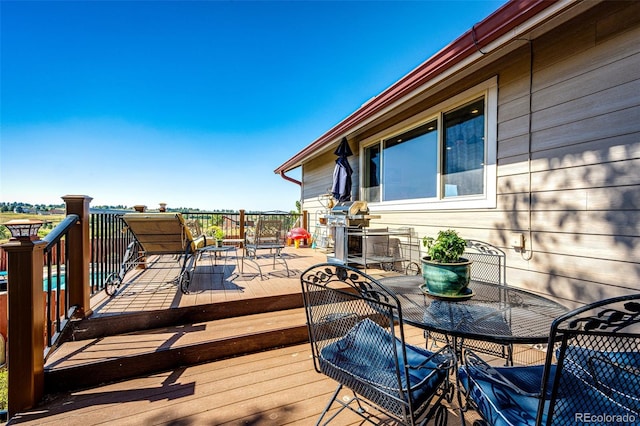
[274,0,556,175]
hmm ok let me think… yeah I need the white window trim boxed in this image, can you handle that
[360,77,497,211]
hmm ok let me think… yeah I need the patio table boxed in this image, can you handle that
[199,245,238,268]
[379,275,568,347]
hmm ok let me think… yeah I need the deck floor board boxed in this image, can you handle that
[14,248,484,425]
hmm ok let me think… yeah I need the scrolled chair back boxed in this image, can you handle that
[545,295,640,425]
[461,293,640,426]
[301,263,455,426]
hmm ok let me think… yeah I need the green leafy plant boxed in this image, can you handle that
[205,225,224,241]
[422,229,467,263]
[0,366,6,410]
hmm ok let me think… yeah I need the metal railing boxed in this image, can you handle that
[88,211,302,295]
[181,211,302,242]
[181,211,236,238]
[13,209,303,351]
[89,213,135,295]
[42,214,79,349]
[3,198,307,417]
[41,212,133,353]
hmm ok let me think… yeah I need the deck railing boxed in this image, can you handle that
[1,198,307,417]
[42,214,78,351]
[3,196,92,417]
[181,210,302,242]
[89,212,135,295]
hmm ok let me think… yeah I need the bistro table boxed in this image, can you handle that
[198,245,239,279]
[380,275,568,352]
[200,245,236,264]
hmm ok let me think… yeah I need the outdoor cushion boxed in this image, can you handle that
[320,318,450,408]
[460,354,639,426]
[560,346,640,414]
[459,364,553,426]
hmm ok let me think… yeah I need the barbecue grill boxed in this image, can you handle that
[330,201,376,227]
[327,201,380,264]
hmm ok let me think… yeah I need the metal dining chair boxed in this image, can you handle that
[459,293,640,425]
[300,263,456,425]
[242,215,290,279]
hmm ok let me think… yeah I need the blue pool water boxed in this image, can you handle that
[42,273,105,291]
[42,275,66,291]
[1,272,103,291]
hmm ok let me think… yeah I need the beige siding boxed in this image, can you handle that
[498,134,530,159]
[301,143,360,238]
[512,5,640,303]
[302,141,360,203]
[302,149,335,200]
[299,1,640,306]
[530,134,640,172]
[301,151,334,239]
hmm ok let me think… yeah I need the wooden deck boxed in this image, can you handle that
[10,247,488,425]
[13,341,479,426]
[88,246,329,317]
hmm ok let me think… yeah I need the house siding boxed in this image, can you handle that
[299,1,640,307]
[302,141,360,209]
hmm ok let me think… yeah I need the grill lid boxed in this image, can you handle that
[331,201,368,216]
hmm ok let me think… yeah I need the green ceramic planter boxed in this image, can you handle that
[421,257,472,297]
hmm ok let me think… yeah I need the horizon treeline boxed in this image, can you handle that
[0,202,280,214]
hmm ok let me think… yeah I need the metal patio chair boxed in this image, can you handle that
[427,240,513,365]
[459,293,640,426]
[300,263,456,425]
[104,213,214,295]
[242,216,290,279]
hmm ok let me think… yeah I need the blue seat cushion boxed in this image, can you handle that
[561,346,640,414]
[320,318,450,408]
[460,349,640,426]
[459,364,553,426]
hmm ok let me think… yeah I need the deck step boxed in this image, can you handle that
[44,307,309,393]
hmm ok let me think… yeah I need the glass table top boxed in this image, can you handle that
[380,275,568,344]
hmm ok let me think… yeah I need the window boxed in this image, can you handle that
[443,98,485,197]
[361,79,497,210]
[362,144,380,202]
[382,120,438,201]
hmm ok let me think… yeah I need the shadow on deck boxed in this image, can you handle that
[10,247,484,425]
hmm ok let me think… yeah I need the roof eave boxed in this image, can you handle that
[273,0,560,175]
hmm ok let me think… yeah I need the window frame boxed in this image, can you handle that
[359,77,497,211]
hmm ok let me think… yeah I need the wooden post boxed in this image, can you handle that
[302,210,309,246]
[3,236,46,417]
[131,204,147,268]
[302,210,308,232]
[239,210,245,243]
[62,195,92,317]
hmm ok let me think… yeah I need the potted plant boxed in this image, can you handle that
[421,229,472,298]
[205,225,225,247]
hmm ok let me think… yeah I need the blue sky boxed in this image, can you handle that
[1,0,506,211]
